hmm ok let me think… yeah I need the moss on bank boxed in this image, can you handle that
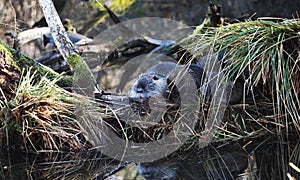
[0,41,72,88]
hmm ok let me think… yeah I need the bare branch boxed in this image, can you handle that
[38,0,98,95]
[38,0,78,62]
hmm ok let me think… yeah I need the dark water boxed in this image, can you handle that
[136,135,300,180]
[1,135,299,179]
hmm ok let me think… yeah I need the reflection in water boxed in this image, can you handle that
[136,135,299,180]
[0,135,299,179]
[137,143,251,180]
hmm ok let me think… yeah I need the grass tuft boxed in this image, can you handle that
[1,69,92,152]
[185,18,300,141]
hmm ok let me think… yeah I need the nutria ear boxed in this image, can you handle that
[152,75,159,80]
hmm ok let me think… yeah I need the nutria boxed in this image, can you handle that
[127,60,243,115]
[127,61,205,115]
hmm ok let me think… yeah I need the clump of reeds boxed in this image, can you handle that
[186,18,300,140]
[0,69,91,152]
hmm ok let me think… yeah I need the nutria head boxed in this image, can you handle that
[127,72,168,115]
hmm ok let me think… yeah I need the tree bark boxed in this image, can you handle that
[0,45,20,101]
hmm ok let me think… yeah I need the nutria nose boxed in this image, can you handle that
[136,78,147,93]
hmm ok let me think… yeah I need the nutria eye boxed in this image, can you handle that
[153,76,159,80]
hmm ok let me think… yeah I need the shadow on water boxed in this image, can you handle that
[0,134,299,179]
